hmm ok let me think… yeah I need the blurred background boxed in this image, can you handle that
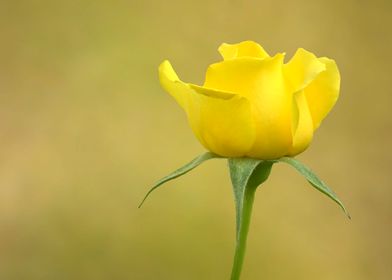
[1,0,391,279]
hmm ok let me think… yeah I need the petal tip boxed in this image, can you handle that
[159,59,172,72]
[218,41,269,60]
[159,60,180,83]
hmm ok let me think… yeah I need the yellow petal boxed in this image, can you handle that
[159,60,190,110]
[159,60,256,157]
[284,49,340,152]
[288,90,314,156]
[218,41,270,60]
[204,54,293,159]
[304,57,340,129]
[284,48,326,93]
[204,54,281,100]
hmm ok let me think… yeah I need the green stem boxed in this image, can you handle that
[230,185,257,280]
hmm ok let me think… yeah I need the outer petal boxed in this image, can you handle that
[284,48,326,93]
[218,41,269,60]
[284,49,340,130]
[204,54,293,159]
[283,48,325,154]
[304,57,340,129]
[287,90,314,156]
[159,60,256,157]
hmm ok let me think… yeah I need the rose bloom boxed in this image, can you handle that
[159,41,340,159]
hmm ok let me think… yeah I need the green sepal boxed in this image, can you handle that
[278,157,350,219]
[228,158,274,280]
[228,158,273,239]
[138,152,220,208]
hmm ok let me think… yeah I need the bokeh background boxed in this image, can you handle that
[1,0,391,279]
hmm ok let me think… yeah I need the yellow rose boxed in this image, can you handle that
[159,41,340,159]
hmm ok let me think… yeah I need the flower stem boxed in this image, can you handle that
[230,185,257,280]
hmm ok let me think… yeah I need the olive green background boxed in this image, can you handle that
[1,0,391,279]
